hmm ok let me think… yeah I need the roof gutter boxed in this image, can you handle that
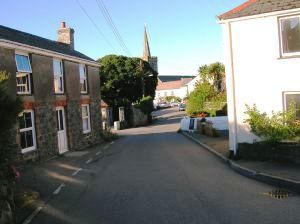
[217,8,300,24]
[0,39,100,67]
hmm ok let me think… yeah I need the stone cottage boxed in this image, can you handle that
[0,22,102,160]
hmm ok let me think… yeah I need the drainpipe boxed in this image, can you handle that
[227,22,238,155]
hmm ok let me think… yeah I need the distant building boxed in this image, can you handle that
[154,75,199,103]
[0,22,102,160]
[142,26,158,73]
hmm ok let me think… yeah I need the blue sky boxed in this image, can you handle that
[1,0,245,75]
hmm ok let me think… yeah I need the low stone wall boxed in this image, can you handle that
[237,142,300,164]
[131,107,148,127]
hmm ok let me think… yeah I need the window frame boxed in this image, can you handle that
[15,52,32,95]
[18,110,37,153]
[283,91,300,119]
[53,59,64,94]
[79,64,88,94]
[15,52,32,73]
[16,72,31,94]
[81,104,91,134]
[279,15,300,57]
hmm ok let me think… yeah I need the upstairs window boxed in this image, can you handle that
[280,16,300,56]
[18,110,36,153]
[285,92,300,119]
[15,53,32,94]
[53,59,64,93]
[79,65,88,93]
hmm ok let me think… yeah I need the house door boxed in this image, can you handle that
[56,107,68,154]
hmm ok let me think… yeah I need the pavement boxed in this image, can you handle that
[186,131,300,186]
[17,108,300,224]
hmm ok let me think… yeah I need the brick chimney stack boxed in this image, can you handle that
[57,22,75,50]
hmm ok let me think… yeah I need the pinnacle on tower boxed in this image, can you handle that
[143,26,151,61]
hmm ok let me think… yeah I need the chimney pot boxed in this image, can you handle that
[57,22,75,50]
[61,22,66,28]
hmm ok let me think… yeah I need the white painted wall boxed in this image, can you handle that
[186,76,200,95]
[155,87,188,102]
[154,76,200,103]
[221,11,300,152]
[180,116,228,131]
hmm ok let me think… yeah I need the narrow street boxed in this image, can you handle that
[31,108,300,224]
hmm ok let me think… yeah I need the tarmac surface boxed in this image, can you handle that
[29,108,300,224]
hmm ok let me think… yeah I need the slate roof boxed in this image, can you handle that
[218,0,300,20]
[156,80,183,91]
[156,78,194,91]
[158,75,196,82]
[0,25,95,62]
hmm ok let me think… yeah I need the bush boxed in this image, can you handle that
[244,104,300,143]
[186,82,214,116]
[0,71,22,175]
[164,96,181,103]
[135,96,154,115]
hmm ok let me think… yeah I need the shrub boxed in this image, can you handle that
[244,104,300,143]
[135,96,154,115]
[0,71,22,176]
[186,82,214,116]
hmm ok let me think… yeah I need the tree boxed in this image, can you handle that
[98,55,157,107]
[186,81,215,116]
[0,71,22,176]
[186,62,227,116]
[198,62,225,92]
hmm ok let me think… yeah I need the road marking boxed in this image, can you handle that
[110,141,114,145]
[85,158,93,164]
[103,145,109,150]
[53,183,66,195]
[22,206,43,224]
[96,151,102,156]
[72,168,82,176]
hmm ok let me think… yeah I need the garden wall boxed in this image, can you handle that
[180,116,228,131]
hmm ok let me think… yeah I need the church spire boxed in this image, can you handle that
[143,25,151,61]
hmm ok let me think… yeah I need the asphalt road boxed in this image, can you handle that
[31,108,300,224]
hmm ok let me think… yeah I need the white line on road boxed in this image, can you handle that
[96,151,102,156]
[103,145,109,150]
[53,183,66,195]
[110,141,114,145]
[22,206,43,224]
[72,168,82,176]
[85,158,93,164]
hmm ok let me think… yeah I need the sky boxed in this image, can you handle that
[1,0,245,75]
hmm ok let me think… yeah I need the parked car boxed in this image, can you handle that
[157,102,170,109]
[179,103,186,111]
[170,102,179,107]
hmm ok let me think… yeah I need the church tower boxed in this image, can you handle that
[142,26,158,73]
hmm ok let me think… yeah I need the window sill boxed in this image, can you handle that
[17,93,32,96]
[83,130,91,134]
[21,146,36,154]
[278,55,300,60]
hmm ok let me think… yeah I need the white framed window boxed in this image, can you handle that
[18,110,36,153]
[79,64,88,93]
[81,104,91,133]
[284,92,300,119]
[279,15,300,56]
[15,53,32,94]
[53,59,64,93]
